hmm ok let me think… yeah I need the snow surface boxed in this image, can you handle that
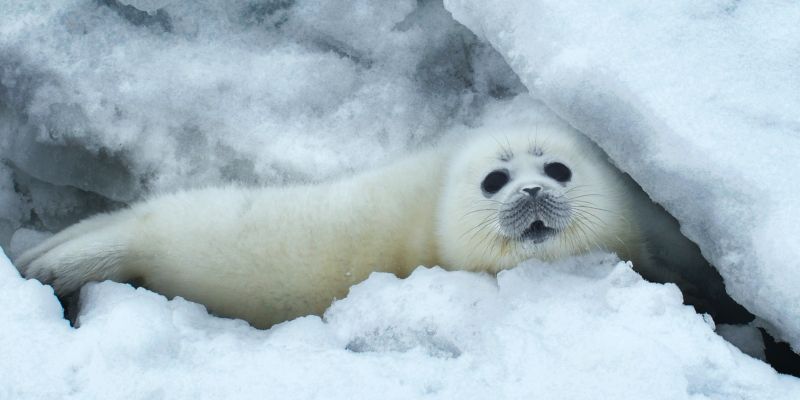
[2,247,798,399]
[445,0,800,350]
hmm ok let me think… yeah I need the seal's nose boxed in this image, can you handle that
[522,187,541,197]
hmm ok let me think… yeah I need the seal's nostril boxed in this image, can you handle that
[522,187,541,197]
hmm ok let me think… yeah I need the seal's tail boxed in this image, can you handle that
[15,212,132,295]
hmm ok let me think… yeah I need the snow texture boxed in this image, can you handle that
[1,247,798,399]
[445,0,800,350]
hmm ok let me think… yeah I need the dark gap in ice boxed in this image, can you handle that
[97,0,173,32]
[760,329,800,377]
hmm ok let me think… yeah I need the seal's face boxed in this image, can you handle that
[439,125,628,271]
[478,142,575,244]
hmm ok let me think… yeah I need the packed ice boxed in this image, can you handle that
[1,0,799,397]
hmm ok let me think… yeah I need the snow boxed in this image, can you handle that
[1,247,798,399]
[444,0,800,350]
[1,0,799,396]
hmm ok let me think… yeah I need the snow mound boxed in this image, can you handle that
[444,0,800,350]
[1,247,797,399]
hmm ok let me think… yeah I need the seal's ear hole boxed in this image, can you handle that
[481,169,510,195]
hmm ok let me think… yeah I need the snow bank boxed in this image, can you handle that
[444,0,800,350]
[2,247,797,399]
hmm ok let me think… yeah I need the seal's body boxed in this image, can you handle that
[18,124,650,328]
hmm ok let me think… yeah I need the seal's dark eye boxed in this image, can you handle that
[544,162,571,182]
[481,170,510,194]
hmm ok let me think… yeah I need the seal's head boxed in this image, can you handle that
[438,124,640,272]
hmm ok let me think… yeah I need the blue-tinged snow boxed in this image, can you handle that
[1,248,797,399]
[445,0,800,350]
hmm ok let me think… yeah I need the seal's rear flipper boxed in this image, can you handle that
[15,217,131,296]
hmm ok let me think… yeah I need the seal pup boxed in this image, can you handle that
[16,123,648,328]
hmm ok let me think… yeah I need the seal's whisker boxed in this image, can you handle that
[571,217,597,246]
[460,218,496,235]
[460,208,498,220]
[463,216,499,242]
